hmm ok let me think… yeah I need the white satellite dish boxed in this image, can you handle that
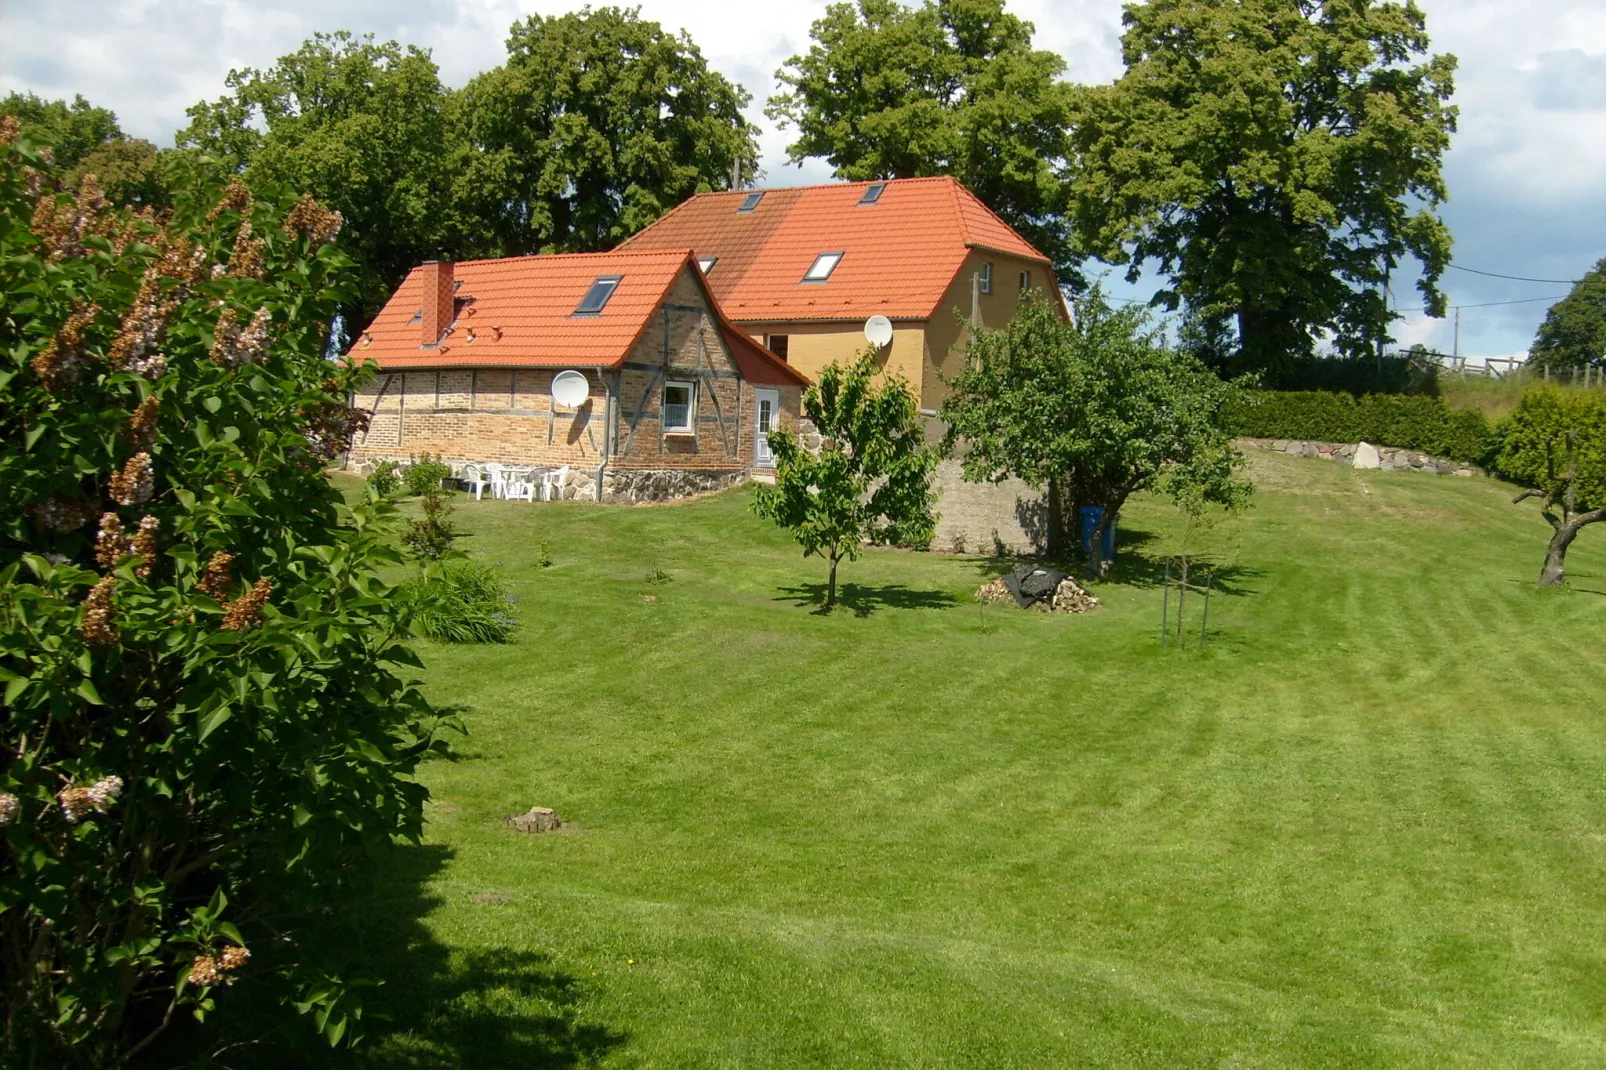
[864,314,894,348]
[551,369,591,407]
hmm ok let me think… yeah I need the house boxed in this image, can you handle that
[619,175,1065,552]
[616,175,1066,410]
[345,249,808,503]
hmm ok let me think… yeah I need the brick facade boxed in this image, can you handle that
[348,267,801,501]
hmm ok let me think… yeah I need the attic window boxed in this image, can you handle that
[737,191,764,213]
[574,276,621,315]
[803,252,843,283]
[698,256,718,274]
[859,182,886,205]
[978,262,993,295]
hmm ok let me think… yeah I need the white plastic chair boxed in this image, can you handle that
[504,467,538,502]
[541,465,570,501]
[484,463,507,499]
[461,463,492,501]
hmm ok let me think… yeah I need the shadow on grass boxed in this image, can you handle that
[168,845,624,1070]
[776,582,959,617]
[958,526,1264,599]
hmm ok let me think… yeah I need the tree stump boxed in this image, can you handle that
[506,807,562,833]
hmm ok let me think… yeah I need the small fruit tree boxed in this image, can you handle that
[1499,388,1606,586]
[754,352,937,610]
[0,121,450,1064]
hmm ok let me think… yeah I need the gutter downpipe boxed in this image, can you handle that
[595,367,614,502]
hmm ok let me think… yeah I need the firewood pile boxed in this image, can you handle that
[976,565,1100,613]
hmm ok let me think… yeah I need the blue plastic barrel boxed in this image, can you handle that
[1079,506,1117,560]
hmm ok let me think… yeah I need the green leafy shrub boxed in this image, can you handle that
[1223,390,1494,464]
[397,559,518,643]
[366,458,401,496]
[0,125,453,1064]
[403,452,451,496]
[401,485,459,561]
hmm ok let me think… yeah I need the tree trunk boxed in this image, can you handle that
[826,550,841,610]
[1046,477,1066,559]
[1540,522,1581,586]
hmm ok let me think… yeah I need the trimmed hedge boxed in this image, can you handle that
[1224,391,1494,464]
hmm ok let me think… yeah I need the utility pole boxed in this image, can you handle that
[1376,265,1391,375]
[1453,306,1460,363]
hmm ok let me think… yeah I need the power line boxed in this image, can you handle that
[1397,294,1567,313]
[1446,264,1578,285]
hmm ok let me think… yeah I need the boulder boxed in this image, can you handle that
[1353,441,1381,469]
[506,807,562,833]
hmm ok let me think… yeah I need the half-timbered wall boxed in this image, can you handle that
[346,267,800,485]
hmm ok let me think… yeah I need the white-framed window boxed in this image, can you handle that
[663,380,695,433]
[1019,270,1031,292]
[979,262,993,294]
[803,252,843,282]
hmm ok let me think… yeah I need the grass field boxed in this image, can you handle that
[286,452,1606,1067]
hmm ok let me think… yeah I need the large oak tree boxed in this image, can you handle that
[768,0,1079,275]
[1528,258,1606,374]
[449,6,758,260]
[1070,0,1458,378]
[0,93,167,208]
[177,32,456,333]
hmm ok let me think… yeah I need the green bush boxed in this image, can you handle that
[1224,391,1495,464]
[401,485,459,561]
[403,452,452,496]
[366,458,401,496]
[398,559,518,643]
[0,129,453,1063]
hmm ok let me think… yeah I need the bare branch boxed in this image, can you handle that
[1512,488,1546,505]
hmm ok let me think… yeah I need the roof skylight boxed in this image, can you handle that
[859,182,886,205]
[698,256,718,274]
[803,252,843,282]
[737,191,764,213]
[574,276,622,315]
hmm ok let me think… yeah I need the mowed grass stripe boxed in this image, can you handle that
[283,451,1606,1068]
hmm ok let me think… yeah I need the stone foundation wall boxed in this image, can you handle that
[1240,437,1482,477]
[597,468,747,504]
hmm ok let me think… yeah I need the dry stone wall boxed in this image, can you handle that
[1239,437,1482,477]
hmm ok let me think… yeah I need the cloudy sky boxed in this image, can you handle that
[3,0,1604,360]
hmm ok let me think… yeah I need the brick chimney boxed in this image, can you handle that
[420,260,454,346]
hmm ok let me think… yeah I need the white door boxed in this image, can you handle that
[755,389,779,467]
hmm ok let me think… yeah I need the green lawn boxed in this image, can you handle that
[316,453,1606,1067]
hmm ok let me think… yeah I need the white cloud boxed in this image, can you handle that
[2,0,1603,355]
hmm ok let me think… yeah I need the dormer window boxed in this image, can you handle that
[737,191,764,213]
[858,182,886,205]
[574,276,621,315]
[803,252,843,283]
[698,256,718,274]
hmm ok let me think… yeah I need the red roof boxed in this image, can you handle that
[617,176,1052,323]
[348,249,805,386]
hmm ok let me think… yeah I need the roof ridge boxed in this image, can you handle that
[678,175,965,200]
[434,247,696,269]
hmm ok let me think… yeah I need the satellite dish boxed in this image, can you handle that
[864,315,894,348]
[551,369,590,408]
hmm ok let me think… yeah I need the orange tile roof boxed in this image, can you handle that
[617,176,1051,323]
[347,248,806,386]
